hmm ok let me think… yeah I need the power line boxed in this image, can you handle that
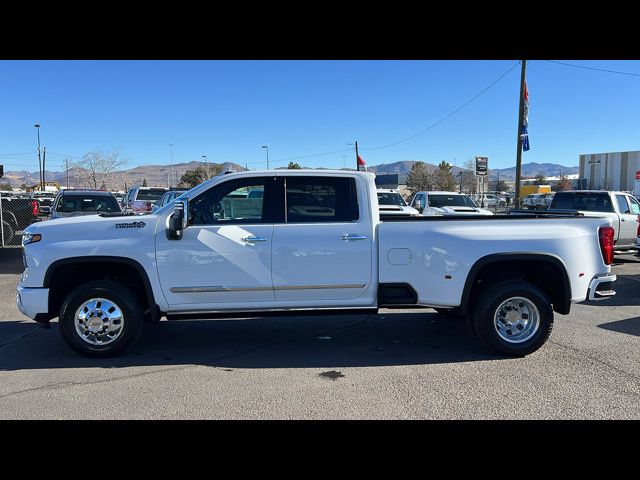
[544,60,640,77]
[363,61,521,151]
[263,61,521,164]
[0,152,36,157]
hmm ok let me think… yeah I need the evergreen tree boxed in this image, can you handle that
[434,161,457,191]
[406,161,435,194]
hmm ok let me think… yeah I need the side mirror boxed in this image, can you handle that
[167,199,188,240]
[415,199,423,213]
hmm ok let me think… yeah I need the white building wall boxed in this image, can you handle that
[580,150,640,191]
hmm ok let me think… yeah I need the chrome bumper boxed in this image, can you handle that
[587,274,617,301]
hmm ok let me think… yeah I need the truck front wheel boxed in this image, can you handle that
[471,280,553,357]
[58,280,144,357]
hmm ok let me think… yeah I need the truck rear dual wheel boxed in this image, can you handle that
[59,280,144,357]
[471,280,553,357]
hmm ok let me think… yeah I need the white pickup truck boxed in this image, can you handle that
[17,170,617,358]
[549,190,640,253]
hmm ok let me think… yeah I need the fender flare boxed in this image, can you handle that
[460,252,572,315]
[43,255,157,311]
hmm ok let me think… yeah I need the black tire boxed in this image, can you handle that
[434,307,464,319]
[471,280,553,357]
[2,220,15,246]
[59,280,144,357]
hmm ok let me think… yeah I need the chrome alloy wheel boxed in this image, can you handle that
[493,296,540,344]
[74,298,125,346]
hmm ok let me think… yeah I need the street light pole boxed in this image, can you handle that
[201,155,208,178]
[34,124,42,191]
[261,145,269,169]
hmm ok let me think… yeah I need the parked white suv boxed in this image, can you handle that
[410,191,494,216]
[482,194,507,208]
[123,186,169,214]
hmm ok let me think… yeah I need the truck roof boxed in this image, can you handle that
[555,190,630,195]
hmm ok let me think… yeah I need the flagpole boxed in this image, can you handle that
[355,140,359,171]
[514,59,527,209]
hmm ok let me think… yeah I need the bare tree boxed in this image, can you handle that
[459,159,477,193]
[552,175,573,192]
[74,150,128,190]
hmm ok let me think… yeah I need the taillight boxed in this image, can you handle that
[31,200,39,216]
[146,202,152,211]
[637,215,640,238]
[598,226,615,266]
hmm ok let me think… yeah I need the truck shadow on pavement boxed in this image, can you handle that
[0,311,504,371]
[598,317,640,337]
[582,274,640,307]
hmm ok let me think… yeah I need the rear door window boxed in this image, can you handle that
[628,196,640,215]
[284,176,359,223]
[615,195,631,214]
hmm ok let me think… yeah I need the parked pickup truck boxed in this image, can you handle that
[17,170,617,358]
[410,191,494,216]
[549,190,640,253]
[1,194,39,245]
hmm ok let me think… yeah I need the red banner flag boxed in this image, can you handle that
[357,155,367,171]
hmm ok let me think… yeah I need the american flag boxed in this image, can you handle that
[521,80,530,151]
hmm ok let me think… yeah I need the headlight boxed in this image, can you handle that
[22,233,42,246]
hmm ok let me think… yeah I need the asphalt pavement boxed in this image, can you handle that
[1,248,639,419]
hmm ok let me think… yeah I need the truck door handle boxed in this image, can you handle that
[341,234,367,241]
[242,236,268,242]
[621,219,626,222]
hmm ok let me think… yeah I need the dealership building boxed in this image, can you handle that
[579,150,640,191]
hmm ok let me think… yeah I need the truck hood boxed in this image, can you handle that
[25,213,159,240]
[427,206,494,216]
[378,205,420,216]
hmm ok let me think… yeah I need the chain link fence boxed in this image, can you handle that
[0,192,46,247]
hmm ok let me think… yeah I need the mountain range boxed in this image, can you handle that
[1,160,578,190]
[368,161,579,181]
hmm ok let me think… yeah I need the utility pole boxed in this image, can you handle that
[354,141,359,171]
[514,60,527,209]
[42,147,47,191]
[65,158,69,189]
[35,124,42,191]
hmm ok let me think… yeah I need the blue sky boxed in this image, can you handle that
[2,60,640,173]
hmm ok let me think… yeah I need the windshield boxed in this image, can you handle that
[377,192,407,206]
[428,194,478,208]
[136,189,167,201]
[56,195,121,213]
